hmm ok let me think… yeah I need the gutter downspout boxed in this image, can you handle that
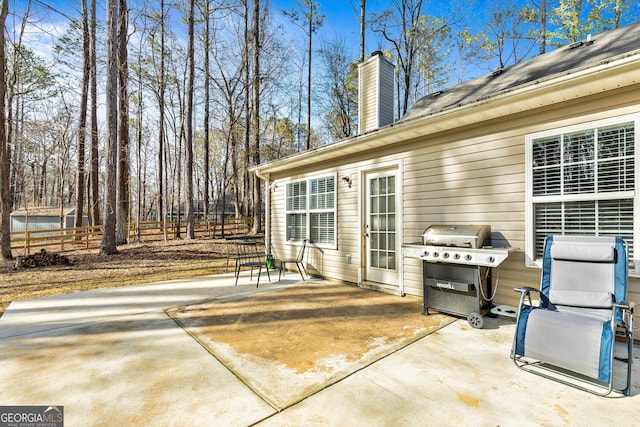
[254,168,270,256]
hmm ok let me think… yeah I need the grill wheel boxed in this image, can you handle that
[467,312,484,329]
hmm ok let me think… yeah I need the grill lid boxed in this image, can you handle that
[423,224,491,248]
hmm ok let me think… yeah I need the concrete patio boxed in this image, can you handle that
[0,272,638,426]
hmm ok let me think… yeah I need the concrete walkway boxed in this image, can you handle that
[0,273,638,426]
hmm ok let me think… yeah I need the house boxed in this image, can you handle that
[11,207,89,237]
[252,21,640,334]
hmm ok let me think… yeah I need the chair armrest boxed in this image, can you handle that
[514,286,540,309]
[614,300,636,312]
[514,286,539,295]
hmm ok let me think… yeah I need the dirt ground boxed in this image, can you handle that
[0,237,260,317]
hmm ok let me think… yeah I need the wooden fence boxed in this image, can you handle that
[10,217,258,255]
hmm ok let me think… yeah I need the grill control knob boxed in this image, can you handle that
[443,252,450,259]
[487,256,495,264]
[423,250,429,257]
[453,253,460,260]
[464,254,472,261]
[433,251,439,258]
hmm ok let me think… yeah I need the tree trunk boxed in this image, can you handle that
[100,0,119,255]
[203,0,210,224]
[0,0,11,260]
[75,0,90,234]
[251,0,262,234]
[360,0,366,63]
[159,0,166,240]
[306,0,312,150]
[539,0,546,54]
[243,0,251,219]
[116,0,130,245]
[89,0,101,226]
[135,47,143,240]
[184,0,196,239]
[231,128,240,218]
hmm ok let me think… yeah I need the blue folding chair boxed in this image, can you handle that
[511,235,635,396]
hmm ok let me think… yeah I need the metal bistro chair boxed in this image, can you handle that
[225,237,243,274]
[234,240,271,287]
[511,235,635,396]
[279,239,308,281]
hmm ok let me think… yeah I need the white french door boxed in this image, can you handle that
[364,169,399,284]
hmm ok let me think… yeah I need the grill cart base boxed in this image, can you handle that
[423,262,491,329]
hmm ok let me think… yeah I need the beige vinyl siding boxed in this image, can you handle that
[377,59,395,128]
[358,60,378,134]
[266,85,640,337]
[271,167,361,283]
[400,125,527,303]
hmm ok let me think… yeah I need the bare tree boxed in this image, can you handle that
[482,2,537,69]
[360,0,366,63]
[371,0,420,116]
[100,0,119,255]
[283,0,324,150]
[348,0,367,62]
[159,0,167,240]
[0,0,10,259]
[317,38,358,140]
[133,37,145,240]
[184,0,195,238]
[116,0,130,245]
[251,0,262,234]
[453,28,485,84]
[539,0,546,54]
[202,0,211,223]
[243,0,250,219]
[89,0,100,226]
[74,0,90,233]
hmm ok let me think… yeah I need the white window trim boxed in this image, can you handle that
[284,173,338,249]
[525,113,640,276]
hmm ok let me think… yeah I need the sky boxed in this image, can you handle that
[10,0,640,108]
[270,0,481,58]
[11,0,491,67]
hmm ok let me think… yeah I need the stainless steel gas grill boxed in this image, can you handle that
[403,224,515,329]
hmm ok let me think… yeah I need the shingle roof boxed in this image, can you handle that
[400,20,640,123]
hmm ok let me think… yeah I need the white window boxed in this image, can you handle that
[286,181,307,241]
[526,116,638,273]
[285,174,336,247]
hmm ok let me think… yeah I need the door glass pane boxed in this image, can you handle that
[378,195,386,213]
[388,253,396,270]
[371,251,379,268]
[388,195,395,212]
[369,173,397,273]
[378,253,388,269]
